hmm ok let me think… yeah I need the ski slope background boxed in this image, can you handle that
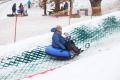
[0,0,120,20]
[0,11,120,80]
[0,0,120,45]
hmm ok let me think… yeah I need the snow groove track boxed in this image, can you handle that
[0,12,120,80]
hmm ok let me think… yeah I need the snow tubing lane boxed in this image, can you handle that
[45,45,71,58]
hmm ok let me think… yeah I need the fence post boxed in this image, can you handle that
[14,15,17,43]
[69,0,73,25]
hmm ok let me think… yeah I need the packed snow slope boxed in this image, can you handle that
[0,11,120,80]
[0,0,120,20]
[0,0,120,45]
[23,31,120,80]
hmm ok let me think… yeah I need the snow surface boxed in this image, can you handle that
[15,12,120,80]
[0,0,120,80]
[0,0,120,45]
[0,11,119,80]
[0,11,120,58]
[21,32,120,80]
[0,3,92,45]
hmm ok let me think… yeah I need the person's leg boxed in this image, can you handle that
[64,41,72,50]
[69,40,75,45]
[20,10,22,15]
[28,4,30,8]
[65,40,82,55]
[12,11,14,15]
[21,10,24,16]
[12,9,15,15]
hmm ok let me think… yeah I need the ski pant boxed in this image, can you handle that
[65,40,80,54]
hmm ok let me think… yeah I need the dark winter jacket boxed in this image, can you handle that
[64,2,68,10]
[27,0,31,5]
[19,4,24,11]
[51,28,66,50]
[12,4,16,12]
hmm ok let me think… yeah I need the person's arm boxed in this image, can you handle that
[64,32,71,40]
[54,34,66,50]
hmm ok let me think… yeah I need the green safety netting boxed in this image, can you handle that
[0,16,120,80]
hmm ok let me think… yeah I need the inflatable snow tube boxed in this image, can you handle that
[45,45,71,58]
[7,14,28,17]
[7,14,15,17]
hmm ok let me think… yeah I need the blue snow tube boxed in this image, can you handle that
[45,45,71,58]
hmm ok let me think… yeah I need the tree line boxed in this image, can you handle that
[42,0,102,16]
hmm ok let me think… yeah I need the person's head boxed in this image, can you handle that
[56,25,62,34]
[20,3,23,6]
